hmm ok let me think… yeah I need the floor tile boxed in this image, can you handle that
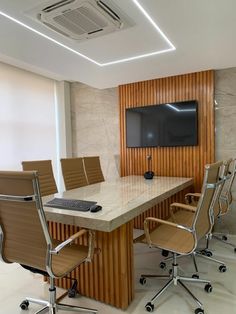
[0,235,236,314]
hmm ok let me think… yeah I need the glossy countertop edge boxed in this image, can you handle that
[44,176,193,232]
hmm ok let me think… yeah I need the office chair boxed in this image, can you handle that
[185,158,236,253]
[61,157,88,190]
[83,156,104,185]
[0,170,97,314]
[160,161,227,272]
[22,159,82,296]
[212,158,236,251]
[22,159,58,196]
[136,161,222,314]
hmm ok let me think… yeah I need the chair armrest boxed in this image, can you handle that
[170,202,197,212]
[145,217,179,228]
[51,229,91,255]
[185,192,201,198]
[144,217,192,247]
[185,192,201,204]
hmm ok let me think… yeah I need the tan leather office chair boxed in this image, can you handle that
[0,170,97,314]
[184,158,236,253]
[61,158,88,190]
[160,161,227,272]
[22,160,58,196]
[83,156,104,185]
[136,161,222,314]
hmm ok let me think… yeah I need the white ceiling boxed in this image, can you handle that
[0,0,236,89]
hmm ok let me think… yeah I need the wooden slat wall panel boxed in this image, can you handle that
[119,70,214,229]
[48,221,134,309]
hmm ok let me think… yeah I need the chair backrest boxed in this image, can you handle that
[0,171,51,271]
[22,160,58,196]
[60,157,88,190]
[211,158,232,218]
[83,156,104,185]
[219,158,236,214]
[193,161,223,241]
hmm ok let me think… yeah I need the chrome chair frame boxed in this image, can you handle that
[0,172,97,314]
[141,162,222,313]
[162,164,229,272]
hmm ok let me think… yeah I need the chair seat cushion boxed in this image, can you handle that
[146,223,195,254]
[136,209,195,255]
[51,240,89,277]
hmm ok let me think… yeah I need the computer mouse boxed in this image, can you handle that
[90,204,102,213]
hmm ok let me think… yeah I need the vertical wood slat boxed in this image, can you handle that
[119,70,214,229]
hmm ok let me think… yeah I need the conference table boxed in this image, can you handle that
[44,175,193,309]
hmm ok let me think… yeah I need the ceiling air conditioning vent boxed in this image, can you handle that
[36,0,132,40]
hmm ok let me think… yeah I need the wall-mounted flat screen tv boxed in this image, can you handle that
[126,100,198,148]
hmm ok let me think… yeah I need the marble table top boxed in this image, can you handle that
[43,175,193,232]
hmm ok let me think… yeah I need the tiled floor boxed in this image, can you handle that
[0,235,236,314]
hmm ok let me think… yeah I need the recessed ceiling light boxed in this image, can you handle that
[0,0,175,66]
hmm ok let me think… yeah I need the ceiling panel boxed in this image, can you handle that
[0,0,236,88]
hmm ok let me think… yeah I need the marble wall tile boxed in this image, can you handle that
[70,82,119,180]
[215,67,236,234]
[215,68,236,98]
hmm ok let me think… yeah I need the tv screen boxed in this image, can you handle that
[126,100,198,148]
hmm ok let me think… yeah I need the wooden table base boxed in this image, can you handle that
[48,188,191,309]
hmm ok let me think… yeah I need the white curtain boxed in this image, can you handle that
[0,62,57,173]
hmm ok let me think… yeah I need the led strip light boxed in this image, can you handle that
[0,0,176,66]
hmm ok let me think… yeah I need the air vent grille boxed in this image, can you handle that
[33,0,134,41]
[43,0,75,13]
[42,21,70,36]
[53,6,108,35]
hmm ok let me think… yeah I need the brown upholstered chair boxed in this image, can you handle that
[158,161,230,276]
[0,170,97,314]
[83,156,104,185]
[22,160,58,196]
[184,158,236,254]
[60,158,88,190]
[136,161,222,314]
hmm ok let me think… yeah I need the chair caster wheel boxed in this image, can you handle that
[234,248,236,253]
[68,280,77,298]
[204,249,212,257]
[162,250,169,257]
[68,288,77,298]
[169,269,173,275]
[145,302,154,312]
[139,277,147,285]
[200,249,212,257]
[219,265,227,273]
[206,251,212,257]
[222,235,227,241]
[20,300,29,310]
[159,262,166,270]
[195,308,204,314]
[204,283,212,293]
[192,274,199,279]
